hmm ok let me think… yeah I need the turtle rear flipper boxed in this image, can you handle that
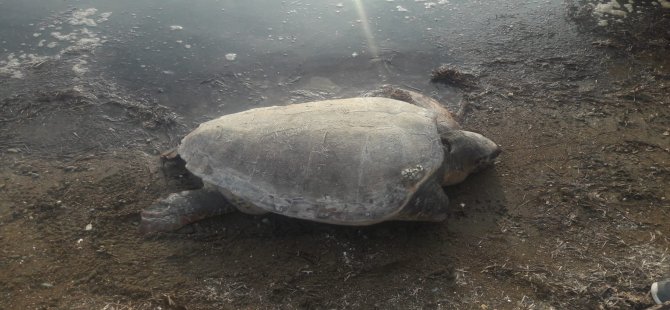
[140,186,236,234]
[160,148,180,161]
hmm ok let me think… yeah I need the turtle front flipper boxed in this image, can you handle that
[140,185,236,234]
[394,179,449,222]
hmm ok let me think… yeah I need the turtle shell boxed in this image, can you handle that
[178,97,445,225]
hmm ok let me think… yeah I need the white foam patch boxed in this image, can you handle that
[0,54,24,79]
[60,35,103,56]
[51,31,78,41]
[79,28,96,38]
[0,53,51,79]
[0,8,112,79]
[623,3,633,12]
[97,12,112,23]
[170,25,184,31]
[594,1,627,17]
[72,59,89,75]
[68,8,99,27]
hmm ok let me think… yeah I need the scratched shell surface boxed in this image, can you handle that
[178,97,445,224]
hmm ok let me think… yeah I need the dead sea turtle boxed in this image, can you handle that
[140,89,500,233]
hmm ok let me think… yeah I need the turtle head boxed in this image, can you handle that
[440,130,501,186]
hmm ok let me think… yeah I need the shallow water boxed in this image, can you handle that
[0,0,571,117]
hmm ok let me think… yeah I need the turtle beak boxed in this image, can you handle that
[472,145,501,173]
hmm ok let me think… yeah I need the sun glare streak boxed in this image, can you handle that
[352,0,380,59]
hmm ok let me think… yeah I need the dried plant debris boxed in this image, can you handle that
[430,64,478,88]
[364,86,413,102]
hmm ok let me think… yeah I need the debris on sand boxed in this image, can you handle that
[591,39,623,48]
[364,86,420,105]
[430,64,477,88]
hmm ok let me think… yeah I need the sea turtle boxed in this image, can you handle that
[140,88,500,233]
